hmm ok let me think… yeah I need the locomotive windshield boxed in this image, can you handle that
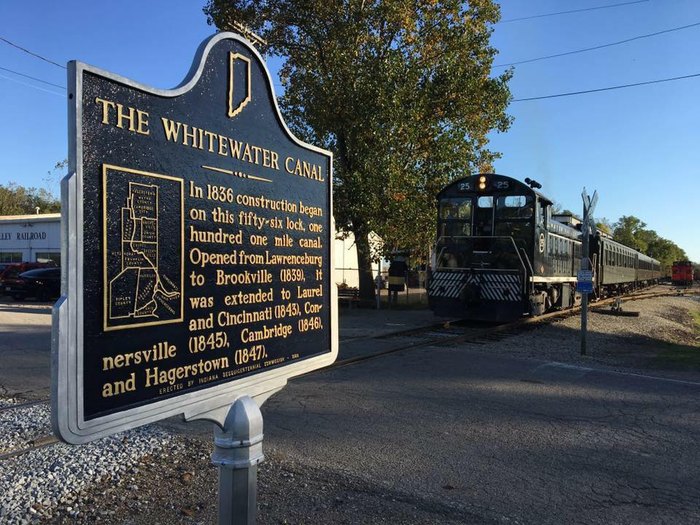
[436,189,535,269]
[438,198,473,238]
[439,198,472,220]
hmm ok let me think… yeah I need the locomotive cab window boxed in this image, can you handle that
[493,195,534,260]
[438,198,472,239]
[477,196,493,208]
[536,199,546,227]
[496,195,533,220]
[439,198,472,220]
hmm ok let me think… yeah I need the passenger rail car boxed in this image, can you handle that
[428,174,661,321]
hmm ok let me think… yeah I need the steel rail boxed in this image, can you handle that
[328,286,698,370]
[0,434,58,461]
[0,398,50,414]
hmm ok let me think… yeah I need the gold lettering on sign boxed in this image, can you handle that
[160,118,280,170]
[95,97,150,135]
[102,341,177,371]
[144,357,230,387]
[284,157,324,181]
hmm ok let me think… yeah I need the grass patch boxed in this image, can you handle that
[653,310,700,369]
[693,310,700,335]
[655,345,700,369]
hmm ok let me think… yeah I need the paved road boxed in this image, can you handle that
[261,339,700,524]
[2,300,699,523]
[0,299,53,400]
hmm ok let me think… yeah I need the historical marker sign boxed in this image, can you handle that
[53,33,337,443]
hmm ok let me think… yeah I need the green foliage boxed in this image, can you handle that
[595,217,612,235]
[612,215,647,252]
[612,215,687,273]
[204,0,513,296]
[0,182,60,215]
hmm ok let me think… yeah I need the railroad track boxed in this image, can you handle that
[0,398,49,414]
[0,434,58,460]
[0,399,57,461]
[330,286,699,369]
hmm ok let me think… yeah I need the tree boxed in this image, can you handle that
[612,216,647,252]
[612,215,687,274]
[205,0,513,300]
[0,183,60,215]
[595,217,612,235]
[646,236,686,274]
[44,159,68,196]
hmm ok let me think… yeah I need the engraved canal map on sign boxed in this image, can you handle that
[103,164,184,331]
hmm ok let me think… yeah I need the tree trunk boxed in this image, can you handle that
[352,224,376,305]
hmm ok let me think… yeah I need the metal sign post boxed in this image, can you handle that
[580,188,598,356]
[211,396,264,525]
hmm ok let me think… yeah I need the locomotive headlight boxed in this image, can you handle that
[478,175,487,190]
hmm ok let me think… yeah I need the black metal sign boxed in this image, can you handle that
[53,33,337,443]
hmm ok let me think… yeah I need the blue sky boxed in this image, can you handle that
[0,1,698,262]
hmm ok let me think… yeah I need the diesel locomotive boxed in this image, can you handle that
[428,174,661,321]
[671,260,694,287]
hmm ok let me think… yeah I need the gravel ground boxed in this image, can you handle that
[0,404,176,525]
[487,294,700,381]
[1,293,698,524]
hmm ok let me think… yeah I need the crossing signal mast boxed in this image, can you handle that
[580,188,598,356]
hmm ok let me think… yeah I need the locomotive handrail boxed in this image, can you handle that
[518,247,535,294]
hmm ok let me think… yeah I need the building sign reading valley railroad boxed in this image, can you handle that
[53,33,337,443]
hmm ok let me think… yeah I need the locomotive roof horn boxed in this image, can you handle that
[524,177,542,189]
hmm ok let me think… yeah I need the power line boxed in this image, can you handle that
[0,36,66,69]
[500,0,649,24]
[512,72,700,101]
[494,21,700,68]
[0,72,65,97]
[0,65,65,90]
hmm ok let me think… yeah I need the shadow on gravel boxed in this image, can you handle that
[532,320,700,375]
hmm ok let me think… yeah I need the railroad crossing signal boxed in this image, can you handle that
[580,187,598,356]
[581,188,598,235]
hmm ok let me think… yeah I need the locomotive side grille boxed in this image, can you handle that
[429,270,522,302]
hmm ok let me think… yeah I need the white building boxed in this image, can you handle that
[0,213,61,264]
[334,231,384,288]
